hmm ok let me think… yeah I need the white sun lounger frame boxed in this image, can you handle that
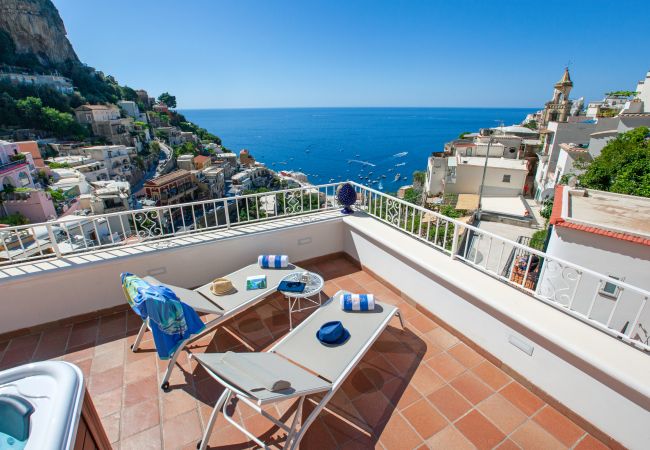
[193,290,403,450]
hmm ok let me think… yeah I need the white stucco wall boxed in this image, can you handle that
[635,71,650,113]
[447,163,527,196]
[0,217,345,333]
[425,156,446,196]
[545,122,595,175]
[535,121,596,199]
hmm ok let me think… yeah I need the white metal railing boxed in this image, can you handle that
[0,183,342,267]
[1,181,649,352]
[349,182,650,352]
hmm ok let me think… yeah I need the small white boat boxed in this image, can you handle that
[393,152,408,157]
[395,162,406,167]
[394,173,400,182]
[378,181,384,190]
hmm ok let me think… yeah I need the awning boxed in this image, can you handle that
[456,194,479,210]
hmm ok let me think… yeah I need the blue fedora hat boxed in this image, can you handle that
[316,321,350,346]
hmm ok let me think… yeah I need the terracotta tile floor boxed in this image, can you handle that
[0,256,613,449]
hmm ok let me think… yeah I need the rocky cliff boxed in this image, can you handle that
[0,0,78,66]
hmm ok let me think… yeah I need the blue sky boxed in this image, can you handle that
[53,0,649,109]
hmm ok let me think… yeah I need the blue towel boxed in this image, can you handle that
[341,294,375,311]
[121,273,205,359]
[258,254,289,268]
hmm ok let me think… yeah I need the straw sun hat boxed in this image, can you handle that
[210,277,236,295]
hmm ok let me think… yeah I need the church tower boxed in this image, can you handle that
[542,68,573,126]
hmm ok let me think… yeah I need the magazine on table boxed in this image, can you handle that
[278,280,306,293]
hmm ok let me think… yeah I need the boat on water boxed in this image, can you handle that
[393,152,408,157]
[395,162,406,167]
[401,176,407,180]
[381,174,387,178]
[387,168,393,172]
[378,181,384,190]
[394,173,401,182]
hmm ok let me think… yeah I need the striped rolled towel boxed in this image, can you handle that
[258,254,289,268]
[341,294,375,311]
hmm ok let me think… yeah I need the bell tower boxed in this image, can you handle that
[542,68,574,126]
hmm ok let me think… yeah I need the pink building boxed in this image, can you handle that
[0,140,35,191]
[3,189,57,223]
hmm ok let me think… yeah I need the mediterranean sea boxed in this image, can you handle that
[180,107,536,190]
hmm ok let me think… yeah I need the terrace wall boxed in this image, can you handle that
[342,214,649,449]
[1,217,344,335]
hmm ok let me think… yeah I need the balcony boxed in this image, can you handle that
[0,255,617,449]
[0,159,28,175]
[0,183,648,449]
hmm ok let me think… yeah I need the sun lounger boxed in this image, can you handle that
[192,290,403,450]
[127,262,303,391]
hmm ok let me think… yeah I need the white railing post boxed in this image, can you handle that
[450,223,460,259]
[45,223,62,258]
[224,199,231,229]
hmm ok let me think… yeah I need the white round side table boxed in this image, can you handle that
[279,271,325,329]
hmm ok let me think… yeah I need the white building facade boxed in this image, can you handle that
[425,155,528,197]
[542,186,650,340]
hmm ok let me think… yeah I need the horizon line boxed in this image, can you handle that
[177,105,540,111]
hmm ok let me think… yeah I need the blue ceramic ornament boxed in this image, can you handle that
[337,183,356,214]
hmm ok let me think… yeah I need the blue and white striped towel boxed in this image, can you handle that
[258,254,289,268]
[341,294,375,311]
